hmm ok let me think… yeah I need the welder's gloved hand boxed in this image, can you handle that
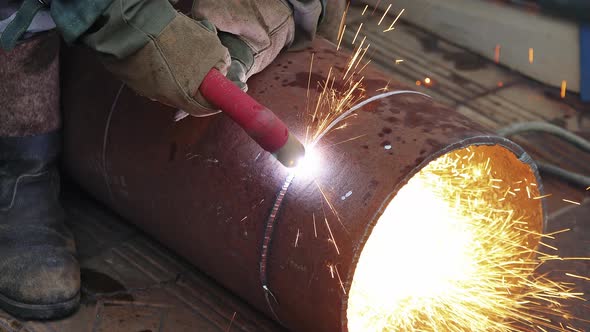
[192,0,296,91]
[82,0,231,117]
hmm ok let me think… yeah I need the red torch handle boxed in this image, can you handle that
[199,69,289,153]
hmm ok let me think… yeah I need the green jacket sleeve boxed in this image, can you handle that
[1,0,174,57]
[49,0,114,44]
[0,0,113,50]
[80,0,176,59]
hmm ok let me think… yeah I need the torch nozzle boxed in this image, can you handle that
[273,133,306,168]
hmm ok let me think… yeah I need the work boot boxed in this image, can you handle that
[0,32,80,319]
[0,132,80,319]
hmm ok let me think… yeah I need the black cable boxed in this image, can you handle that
[497,122,590,188]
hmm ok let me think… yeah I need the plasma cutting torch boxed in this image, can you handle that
[199,69,306,168]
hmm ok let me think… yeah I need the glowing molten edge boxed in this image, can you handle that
[346,145,545,331]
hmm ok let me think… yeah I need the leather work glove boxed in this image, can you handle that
[168,31,257,121]
[192,0,297,92]
[194,0,340,91]
[173,0,302,121]
[82,0,231,117]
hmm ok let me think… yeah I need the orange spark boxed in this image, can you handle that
[294,229,301,247]
[566,273,590,282]
[315,179,348,234]
[324,134,367,148]
[384,8,405,32]
[352,23,363,45]
[494,44,501,63]
[307,53,314,98]
[226,312,237,332]
[337,25,347,51]
[324,214,340,255]
[377,80,391,92]
[316,189,342,256]
[526,186,531,198]
[562,199,580,205]
[378,4,392,26]
[335,265,347,294]
[529,48,534,63]
[337,1,349,39]
[312,213,317,238]
[561,80,567,98]
[545,228,571,237]
[539,241,559,251]
[533,194,552,200]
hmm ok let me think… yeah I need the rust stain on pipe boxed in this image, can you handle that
[61,38,544,331]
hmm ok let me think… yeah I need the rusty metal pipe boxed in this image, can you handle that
[61,38,545,331]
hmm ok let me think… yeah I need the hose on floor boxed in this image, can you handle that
[497,121,590,188]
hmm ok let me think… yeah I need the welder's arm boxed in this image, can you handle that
[80,0,231,116]
[58,0,327,116]
[2,0,331,115]
[81,0,325,115]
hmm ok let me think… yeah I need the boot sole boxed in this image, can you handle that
[0,291,80,320]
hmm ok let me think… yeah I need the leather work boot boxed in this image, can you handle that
[0,31,80,319]
[0,132,80,319]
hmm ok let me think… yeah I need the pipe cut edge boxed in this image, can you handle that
[345,143,544,331]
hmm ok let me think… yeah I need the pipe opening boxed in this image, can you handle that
[347,144,545,331]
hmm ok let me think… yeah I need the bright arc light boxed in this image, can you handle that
[290,145,322,178]
[347,145,582,331]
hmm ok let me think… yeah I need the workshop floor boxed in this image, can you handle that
[1,5,588,332]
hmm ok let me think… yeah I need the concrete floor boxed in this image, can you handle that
[0,4,588,331]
